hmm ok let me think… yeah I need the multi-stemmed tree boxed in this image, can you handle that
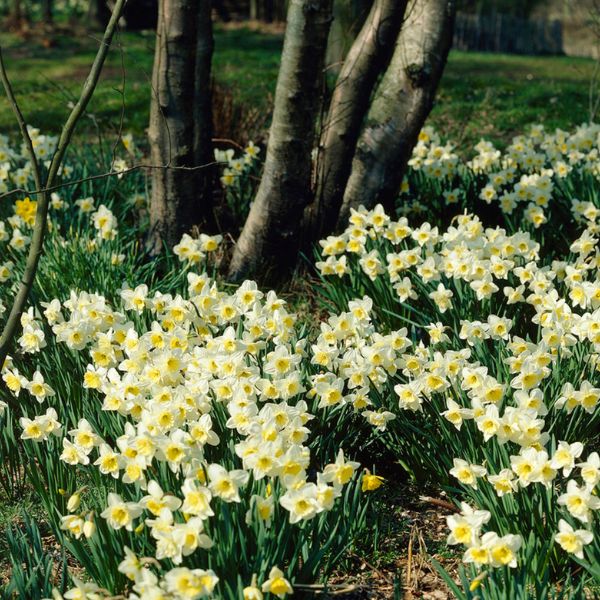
[148,0,457,281]
[0,0,455,389]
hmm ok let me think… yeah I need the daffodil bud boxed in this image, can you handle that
[67,492,81,512]
[469,571,488,591]
[83,518,96,539]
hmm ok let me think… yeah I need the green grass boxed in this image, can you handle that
[0,26,595,148]
[0,27,283,140]
[432,52,597,148]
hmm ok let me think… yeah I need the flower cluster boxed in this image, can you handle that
[317,203,600,582]
[215,142,260,188]
[402,123,600,231]
[3,266,368,597]
[214,142,262,221]
[173,233,223,264]
[447,503,522,568]
[3,123,600,598]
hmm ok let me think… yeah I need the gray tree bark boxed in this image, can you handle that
[148,0,214,253]
[337,0,456,227]
[194,1,215,222]
[308,0,408,238]
[325,0,374,77]
[227,0,333,282]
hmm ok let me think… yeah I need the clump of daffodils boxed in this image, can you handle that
[215,141,260,188]
[173,233,223,264]
[317,203,600,578]
[401,122,600,231]
[5,264,364,596]
[213,142,262,221]
[447,503,522,568]
[0,128,141,283]
[0,189,118,262]
[3,124,600,596]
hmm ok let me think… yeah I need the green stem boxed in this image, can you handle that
[0,0,128,373]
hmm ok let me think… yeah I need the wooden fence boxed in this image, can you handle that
[453,12,564,55]
[220,0,287,22]
[217,5,565,57]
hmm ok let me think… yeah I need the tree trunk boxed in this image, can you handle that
[42,0,53,23]
[250,0,258,19]
[263,0,274,22]
[213,0,231,21]
[274,0,287,21]
[87,0,111,29]
[194,0,215,223]
[325,0,374,77]
[123,0,159,29]
[337,0,456,227]
[308,0,407,239]
[147,0,214,253]
[10,0,24,23]
[227,0,333,282]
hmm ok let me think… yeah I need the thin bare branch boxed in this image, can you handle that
[0,48,43,196]
[109,26,128,170]
[0,0,129,371]
[0,160,224,201]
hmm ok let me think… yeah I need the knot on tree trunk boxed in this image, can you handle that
[405,62,432,87]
